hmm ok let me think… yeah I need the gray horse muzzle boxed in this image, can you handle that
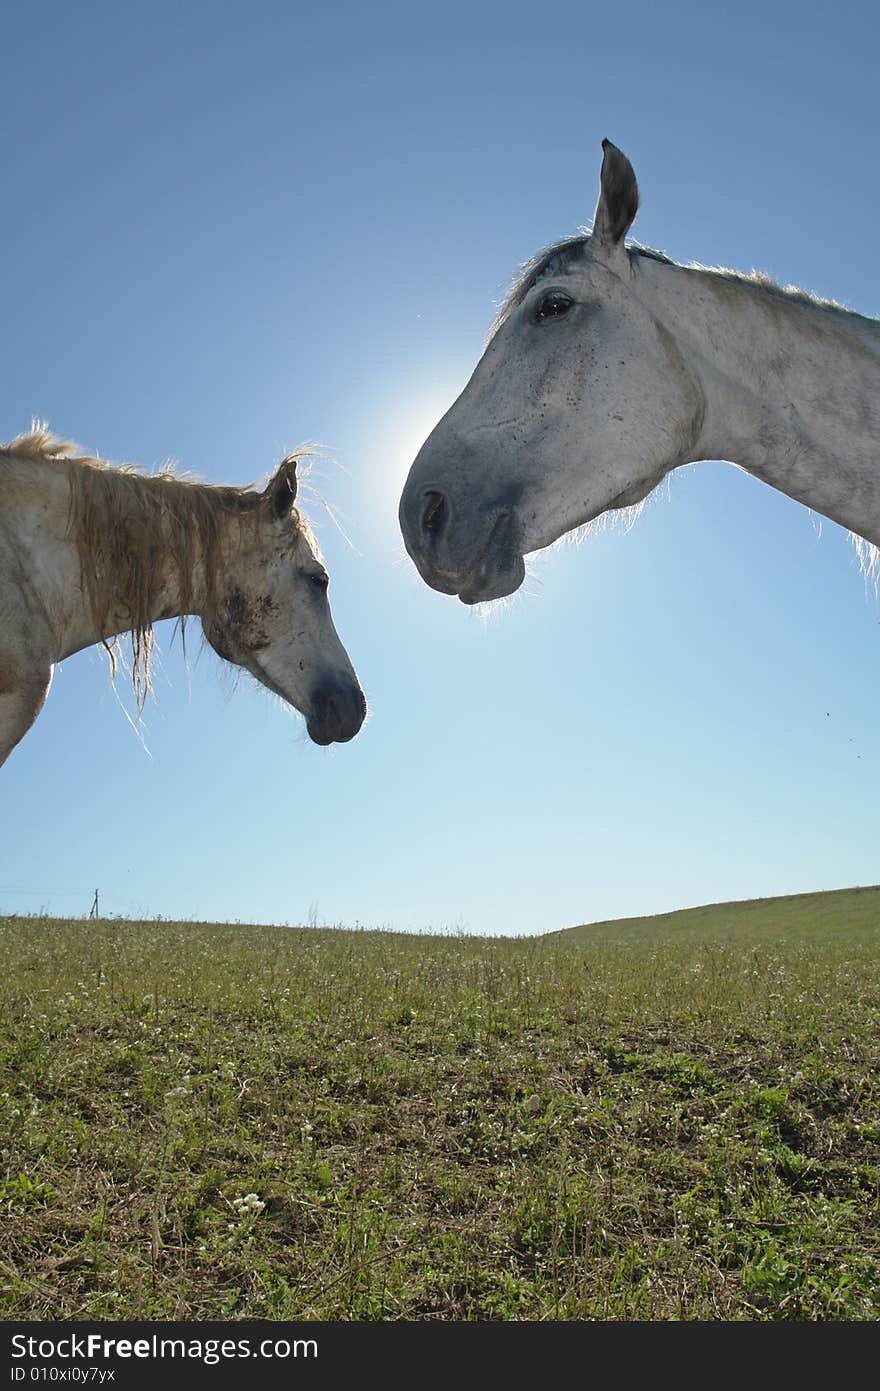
[399,472,526,604]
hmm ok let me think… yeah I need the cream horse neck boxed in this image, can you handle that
[637,253,880,552]
[5,450,215,664]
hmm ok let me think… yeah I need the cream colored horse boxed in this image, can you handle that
[400,140,880,603]
[0,429,366,764]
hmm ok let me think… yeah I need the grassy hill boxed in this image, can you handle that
[1,890,879,1320]
[551,884,880,945]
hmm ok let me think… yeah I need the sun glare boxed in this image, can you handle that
[366,379,462,538]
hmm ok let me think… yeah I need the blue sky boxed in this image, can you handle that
[2,0,878,933]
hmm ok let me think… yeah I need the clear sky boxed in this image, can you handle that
[2,0,878,934]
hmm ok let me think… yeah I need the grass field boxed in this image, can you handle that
[1,886,879,1320]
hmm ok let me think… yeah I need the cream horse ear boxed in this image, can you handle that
[265,455,298,520]
[591,139,639,252]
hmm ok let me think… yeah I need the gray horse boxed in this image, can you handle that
[400,141,879,604]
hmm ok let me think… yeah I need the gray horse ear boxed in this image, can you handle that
[265,456,298,519]
[592,139,639,249]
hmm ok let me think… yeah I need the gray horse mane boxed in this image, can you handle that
[490,234,876,342]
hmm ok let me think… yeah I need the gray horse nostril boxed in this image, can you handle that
[420,490,448,542]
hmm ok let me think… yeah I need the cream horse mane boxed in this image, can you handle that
[0,426,317,707]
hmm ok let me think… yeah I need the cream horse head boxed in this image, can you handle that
[0,432,367,764]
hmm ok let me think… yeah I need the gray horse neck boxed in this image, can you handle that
[651,258,880,549]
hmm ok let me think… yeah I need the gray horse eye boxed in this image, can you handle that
[309,571,329,593]
[536,291,573,322]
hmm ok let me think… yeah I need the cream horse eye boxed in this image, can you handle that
[535,290,574,322]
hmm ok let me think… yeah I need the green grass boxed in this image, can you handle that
[1,885,879,1320]
[550,884,880,944]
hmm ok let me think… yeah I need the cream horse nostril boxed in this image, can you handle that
[308,677,366,745]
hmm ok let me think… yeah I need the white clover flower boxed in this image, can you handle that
[231,1192,265,1217]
